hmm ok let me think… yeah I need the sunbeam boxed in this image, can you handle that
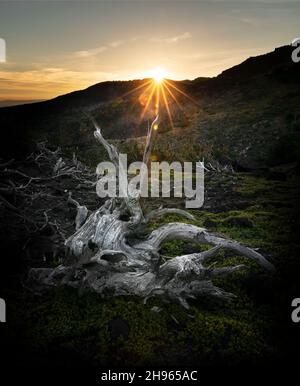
[165,79,199,106]
[140,82,156,121]
[134,69,198,130]
[161,83,174,129]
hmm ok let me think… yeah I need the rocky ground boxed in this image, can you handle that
[0,144,300,371]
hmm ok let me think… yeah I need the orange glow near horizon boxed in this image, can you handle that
[149,67,167,84]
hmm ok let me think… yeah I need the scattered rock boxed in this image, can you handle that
[151,306,162,313]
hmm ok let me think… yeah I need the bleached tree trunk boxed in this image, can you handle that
[28,116,274,308]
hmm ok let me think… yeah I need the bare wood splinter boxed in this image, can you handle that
[28,116,275,308]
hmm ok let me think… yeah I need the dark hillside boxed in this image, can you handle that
[0,45,299,170]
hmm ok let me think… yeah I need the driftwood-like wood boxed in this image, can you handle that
[28,116,275,307]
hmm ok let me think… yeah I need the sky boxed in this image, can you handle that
[0,0,299,100]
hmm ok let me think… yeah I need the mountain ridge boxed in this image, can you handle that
[0,45,297,111]
[0,45,299,170]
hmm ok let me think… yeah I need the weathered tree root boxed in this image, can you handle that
[28,117,275,308]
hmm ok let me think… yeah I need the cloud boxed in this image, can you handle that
[150,32,191,44]
[109,40,123,48]
[74,46,107,58]
[130,36,142,42]
[74,39,124,58]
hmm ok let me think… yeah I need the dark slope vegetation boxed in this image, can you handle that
[1,140,300,372]
[1,46,300,375]
[0,45,299,170]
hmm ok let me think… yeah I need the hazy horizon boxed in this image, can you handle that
[0,45,287,107]
[0,0,299,100]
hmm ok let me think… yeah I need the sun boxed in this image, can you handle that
[132,67,197,130]
[149,67,167,84]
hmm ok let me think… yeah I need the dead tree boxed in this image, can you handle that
[28,116,275,309]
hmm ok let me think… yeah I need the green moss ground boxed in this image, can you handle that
[3,173,300,368]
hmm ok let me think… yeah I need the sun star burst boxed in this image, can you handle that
[150,67,167,84]
[128,67,198,130]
